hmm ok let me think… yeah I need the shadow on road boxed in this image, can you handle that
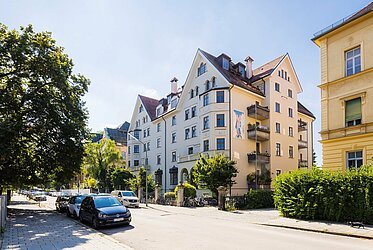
[99,224,135,235]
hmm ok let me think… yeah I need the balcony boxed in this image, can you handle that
[298,160,308,168]
[247,124,270,141]
[298,139,308,149]
[248,152,270,164]
[247,104,269,120]
[178,153,199,163]
[298,120,307,132]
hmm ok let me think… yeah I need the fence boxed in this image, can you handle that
[0,195,7,232]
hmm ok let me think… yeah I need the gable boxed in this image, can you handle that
[272,54,303,93]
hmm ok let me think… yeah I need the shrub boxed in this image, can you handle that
[244,189,274,209]
[164,192,176,200]
[274,166,373,224]
[174,182,197,198]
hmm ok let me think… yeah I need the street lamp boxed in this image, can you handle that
[128,129,148,207]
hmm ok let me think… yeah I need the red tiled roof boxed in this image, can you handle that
[298,101,315,119]
[139,95,159,121]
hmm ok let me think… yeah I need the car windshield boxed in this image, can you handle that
[75,196,86,204]
[122,191,136,197]
[94,197,122,208]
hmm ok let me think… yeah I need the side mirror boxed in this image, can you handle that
[118,193,122,197]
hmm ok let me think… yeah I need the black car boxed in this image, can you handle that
[79,195,131,229]
[55,195,70,212]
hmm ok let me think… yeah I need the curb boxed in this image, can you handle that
[257,223,373,240]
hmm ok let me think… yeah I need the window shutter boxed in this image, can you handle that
[345,98,362,122]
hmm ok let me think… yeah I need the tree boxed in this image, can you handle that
[0,24,89,188]
[111,167,135,190]
[312,149,317,166]
[193,154,238,197]
[130,166,155,193]
[83,139,123,192]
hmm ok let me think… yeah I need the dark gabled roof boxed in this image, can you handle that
[104,127,127,145]
[199,49,264,96]
[139,95,159,121]
[91,133,103,143]
[298,101,315,119]
[313,2,373,41]
[118,121,130,131]
[250,55,286,82]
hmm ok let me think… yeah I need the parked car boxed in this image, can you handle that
[67,195,86,218]
[55,195,70,212]
[33,192,47,201]
[111,190,139,208]
[79,195,131,229]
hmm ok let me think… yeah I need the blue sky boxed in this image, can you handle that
[1,0,371,165]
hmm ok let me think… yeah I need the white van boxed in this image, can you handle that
[111,190,140,208]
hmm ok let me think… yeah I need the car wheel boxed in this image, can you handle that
[79,213,84,223]
[91,217,99,229]
[66,210,71,217]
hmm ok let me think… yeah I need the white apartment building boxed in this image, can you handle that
[127,49,315,195]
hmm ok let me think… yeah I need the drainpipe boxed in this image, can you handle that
[228,84,234,196]
[161,116,167,194]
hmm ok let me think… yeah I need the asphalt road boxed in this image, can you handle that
[98,206,373,250]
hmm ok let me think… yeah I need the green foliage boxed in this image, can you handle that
[130,166,155,193]
[193,153,238,196]
[84,139,123,191]
[0,24,90,187]
[274,165,373,224]
[174,182,197,198]
[164,192,176,200]
[111,167,135,190]
[244,189,274,209]
[87,178,97,188]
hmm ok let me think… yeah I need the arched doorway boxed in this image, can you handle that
[180,168,189,183]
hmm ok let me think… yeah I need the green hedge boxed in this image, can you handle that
[244,189,274,209]
[274,166,373,224]
[174,183,197,198]
[164,192,176,200]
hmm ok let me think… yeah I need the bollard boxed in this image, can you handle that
[176,184,184,207]
[217,186,227,210]
[155,185,162,204]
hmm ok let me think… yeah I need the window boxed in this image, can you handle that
[185,128,190,140]
[156,107,162,117]
[345,47,361,76]
[143,144,147,152]
[172,116,176,126]
[157,138,161,148]
[276,170,282,176]
[128,146,131,155]
[275,123,281,133]
[143,130,146,138]
[238,65,245,77]
[195,86,199,96]
[147,142,150,151]
[217,138,225,150]
[185,109,190,120]
[172,132,176,143]
[188,147,194,155]
[171,98,178,109]
[222,58,229,70]
[190,89,194,99]
[197,62,206,76]
[157,123,161,132]
[347,151,363,169]
[191,126,197,137]
[157,155,161,165]
[203,140,209,152]
[289,146,294,158]
[275,102,280,113]
[134,160,139,166]
[169,167,178,185]
[278,70,281,77]
[275,82,280,92]
[147,128,150,136]
[171,151,177,162]
[288,89,293,98]
[205,80,210,91]
[281,69,284,78]
[203,94,209,106]
[216,91,224,103]
[285,71,287,80]
[143,117,146,124]
[289,126,293,137]
[139,104,143,113]
[134,145,140,153]
[216,114,225,127]
[288,108,293,118]
[128,161,131,167]
[203,116,210,130]
[134,130,140,139]
[276,143,281,156]
[211,77,216,88]
[191,106,197,118]
[345,97,362,127]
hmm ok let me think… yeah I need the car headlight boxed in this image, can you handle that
[98,212,107,218]
[126,210,131,216]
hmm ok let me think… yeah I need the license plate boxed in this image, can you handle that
[114,218,124,222]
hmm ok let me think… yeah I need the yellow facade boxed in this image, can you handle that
[314,8,373,170]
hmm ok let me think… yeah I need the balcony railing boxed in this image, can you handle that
[248,152,270,164]
[298,160,308,168]
[298,120,307,132]
[298,140,308,149]
[178,153,199,163]
[247,124,270,141]
[247,104,270,120]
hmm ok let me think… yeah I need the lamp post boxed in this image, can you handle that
[128,129,148,207]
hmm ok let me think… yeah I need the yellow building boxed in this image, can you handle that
[313,3,373,170]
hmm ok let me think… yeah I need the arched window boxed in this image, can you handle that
[211,76,216,87]
[195,86,199,96]
[190,89,194,99]
[205,80,210,91]
[169,166,178,185]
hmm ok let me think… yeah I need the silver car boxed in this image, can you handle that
[111,190,139,208]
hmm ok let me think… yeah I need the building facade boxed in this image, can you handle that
[127,49,314,195]
[313,3,373,170]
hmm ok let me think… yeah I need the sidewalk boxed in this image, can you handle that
[145,203,373,239]
[1,195,132,250]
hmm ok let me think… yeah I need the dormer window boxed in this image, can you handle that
[171,98,178,109]
[197,62,206,77]
[167,95,171,104]
[238,65,245,77]
[156,107,162,117]
[222,58,229,70]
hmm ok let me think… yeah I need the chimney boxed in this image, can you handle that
[170,77,178,94]
[245,56,254,79]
